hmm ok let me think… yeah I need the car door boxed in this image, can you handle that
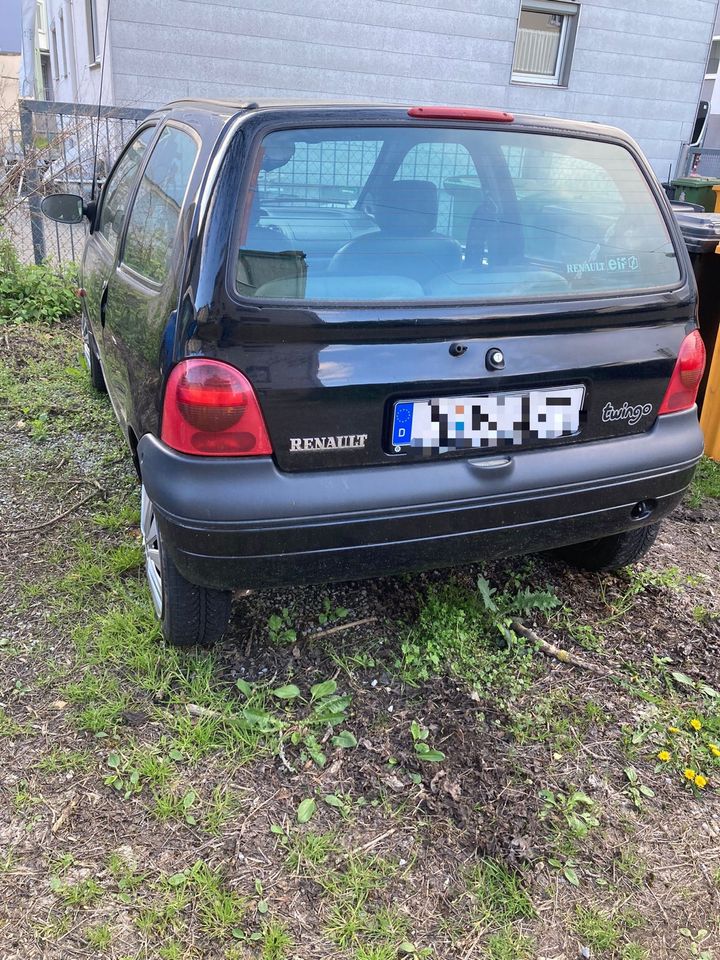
[100,123,201,437]
[82,124,157,380]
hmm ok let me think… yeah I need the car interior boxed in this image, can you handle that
[234,129,680,301]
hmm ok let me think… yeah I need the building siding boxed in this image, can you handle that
[44,0,114,105]
[108,0,718,177]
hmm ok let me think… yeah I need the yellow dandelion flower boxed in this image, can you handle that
[657,750,671,762]
[695,774,708,789]
[684,768,697,780]
[710,745,720,758]
[690,719,702,731]
[668,726,681,734]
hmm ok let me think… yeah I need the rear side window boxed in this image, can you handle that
[234,126,680,302]
[122,126,198,284]
[97,125,155,251]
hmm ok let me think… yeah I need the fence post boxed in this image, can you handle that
[19,100,46,265]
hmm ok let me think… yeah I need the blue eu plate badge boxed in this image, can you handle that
[391,401,415,447]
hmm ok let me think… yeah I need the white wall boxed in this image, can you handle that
[30,0,720,179]
[44,0,112,104]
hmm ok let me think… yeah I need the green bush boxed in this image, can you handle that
[0,238,79,325]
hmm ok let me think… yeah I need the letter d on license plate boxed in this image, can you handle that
[391,385,584,454]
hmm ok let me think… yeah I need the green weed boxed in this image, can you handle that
[153,787,199,826]
[50,875,103,908]
[0,241,79,324]
[267,607,297,645]
[410,719,445,763]
[399,575,557,695]
[540,788,599,840]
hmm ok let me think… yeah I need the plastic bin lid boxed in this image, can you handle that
[671,176,720,187]
[671,204,720,252]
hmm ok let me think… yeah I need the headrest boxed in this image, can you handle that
[465,200,524,266]
[372,180,438,235]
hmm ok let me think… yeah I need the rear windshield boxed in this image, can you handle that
[234,125,681,302]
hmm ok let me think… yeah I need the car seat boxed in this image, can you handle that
[328,179,462,284]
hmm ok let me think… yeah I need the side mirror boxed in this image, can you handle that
[41,193,85,224]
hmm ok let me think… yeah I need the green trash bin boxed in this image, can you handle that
[671,176,720,212]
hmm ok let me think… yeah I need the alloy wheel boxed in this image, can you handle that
[81,313,93,370]
[140,485,163,617]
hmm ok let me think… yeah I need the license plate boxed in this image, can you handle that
[391,386,585,454]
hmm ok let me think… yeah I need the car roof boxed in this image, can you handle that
[157,98,635,144]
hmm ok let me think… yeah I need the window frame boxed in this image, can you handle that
[511,0,580,88]
[705,35,720,80]
[50,25,59,81]
[224,118,687,310]
[39,51,53,99]
[86,0,100,65]
[59,9,68,78]
[118,121,202,290]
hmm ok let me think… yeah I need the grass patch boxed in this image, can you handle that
[486,930,535,960]
[37,748,94,775]
[572,905,621,952]
[284,829,339,875]
[84,923,112,949]
[688,456,720,507]
[465,858,535,926]
[258,919,294,959]
[510,689,608,753]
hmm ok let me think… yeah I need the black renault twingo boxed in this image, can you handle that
[43,100,705,647]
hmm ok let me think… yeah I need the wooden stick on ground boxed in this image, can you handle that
[3,491,101,535]
[511,618,611,678]
[310,617,377,641]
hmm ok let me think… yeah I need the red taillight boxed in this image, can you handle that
[408,106,514,123]
[658,330,706,415]
[161,359,272,456]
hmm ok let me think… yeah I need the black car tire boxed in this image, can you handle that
[82,315,107,393]
[556,522,661,572]
[141,484,232,647]
[160,548,233,648]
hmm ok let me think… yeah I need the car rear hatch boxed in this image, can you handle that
[199,110,695,472]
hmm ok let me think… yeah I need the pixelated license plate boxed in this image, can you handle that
[391,385,585,454]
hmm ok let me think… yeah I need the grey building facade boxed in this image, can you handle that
[28,0,720,179]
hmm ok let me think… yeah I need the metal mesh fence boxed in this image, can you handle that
[0,99,150,268]
[684,148,720,179]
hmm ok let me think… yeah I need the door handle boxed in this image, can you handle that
[100,280,109,327]
[467,456,513,471]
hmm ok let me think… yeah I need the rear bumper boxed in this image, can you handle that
[138,411,703,590]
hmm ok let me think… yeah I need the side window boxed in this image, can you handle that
[97,126,155,251]
[122,126,198,284]
[396,142,478,240]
